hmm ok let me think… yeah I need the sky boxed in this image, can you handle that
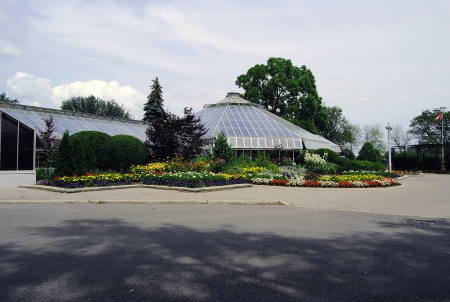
[1,0,449,136]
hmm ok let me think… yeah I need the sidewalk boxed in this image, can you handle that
[1,174,449,218]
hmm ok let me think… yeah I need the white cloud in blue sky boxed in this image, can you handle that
[1,0,449,132]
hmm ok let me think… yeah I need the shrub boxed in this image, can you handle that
[84,145,97,172]
[111,135,148,172]
[314,149,339,163]
[71,138,87,175]
[357,142,382,162]
[254,151,271,168]
[71,131,114,170]
[295,152,306,165]
[394,151,416,158]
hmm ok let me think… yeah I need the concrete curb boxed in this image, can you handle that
[19,183,253,193]
[0,199,286,205]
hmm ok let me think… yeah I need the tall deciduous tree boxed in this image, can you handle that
[321,105,358,150]
[409,107,449,144]
[362,124,386,153]
[391,124,413,147]
[0,92,18,103]
[60,95,131,118]
[235,57,326,134]
[143,77,165,122]
[145,108,206,160]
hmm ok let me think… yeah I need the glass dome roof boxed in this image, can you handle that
[195,93,340,152]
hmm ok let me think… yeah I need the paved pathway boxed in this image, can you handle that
[0,174,449,218]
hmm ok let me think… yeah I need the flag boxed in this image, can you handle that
[434,113,443,122]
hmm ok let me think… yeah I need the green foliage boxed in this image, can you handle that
[212,132,234,164]
[362,124,386,153]
[60,95,131,118]
[394,151,416,158]
[70,131,114,171]
[321,105,359,149]
[357,142,381,162]
[84,145,97,172]
[111,135,148,172]
[0,92,18,103]
[253,151,271,168]
[338,159,385,172]
[295,152,306,165]
[235,57,327,134]
[71,138,87,175]
[36,167,54,181]
[341,148,356,160]
[143,77,165,122]
[409,107,449,144]
[54,130,77,177]
[314,149,339,163]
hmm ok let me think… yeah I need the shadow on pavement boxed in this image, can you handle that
[1,218,450,301]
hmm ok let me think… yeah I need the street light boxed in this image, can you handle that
[385,123,392,173]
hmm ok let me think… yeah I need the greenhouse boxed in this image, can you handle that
[194,92,340,157]
[0,102,148,187]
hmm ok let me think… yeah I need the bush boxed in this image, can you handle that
[253,151,271,168]
[71,138,87,175]
[338,159,385,172]
[36,167,54,181]
[314,149,339,163]
[394,152,416,158]
[71,131,114,170]
[111,135,148,172]
[295,152,306,165]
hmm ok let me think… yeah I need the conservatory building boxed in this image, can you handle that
[194,92,340,159]
[0,102,148,187]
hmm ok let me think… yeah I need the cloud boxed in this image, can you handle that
[6,72,52,103]
[6,72,147,120]
[0,39,21,56]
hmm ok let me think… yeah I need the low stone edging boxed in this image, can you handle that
[19,183,253,193]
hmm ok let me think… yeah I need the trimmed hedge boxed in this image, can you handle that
[71,131,114,170]
[111,135,148,172]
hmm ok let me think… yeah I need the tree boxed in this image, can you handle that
[212,132,234,163]
[143,77,165,122]
[362,124,386,153]
[321,105,358,149]
[60,95,131,118]
[357,141,381,163]
[145,108,207,160]
[36,114,58,165]
[0,92,18,103]
[409,107,449,144]
[235,57,327,134]
[391,124,413,147]
[54,130,77,177]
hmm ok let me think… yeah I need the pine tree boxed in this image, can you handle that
[143,77,165,122]
[54,130,77,177]
[212,132,234,164]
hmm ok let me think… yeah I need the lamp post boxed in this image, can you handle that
[385,123,392,173]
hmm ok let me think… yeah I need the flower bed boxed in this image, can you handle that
[251,173,398,188]
[41,173,141,188]
[141,172,247,188]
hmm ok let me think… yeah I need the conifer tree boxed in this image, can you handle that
[212,132,234,164]
[143,77,165,122]
[54,130,77,176]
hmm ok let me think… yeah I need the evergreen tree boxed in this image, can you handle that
[84,145,97,172]
[143,77,165,122]
[71,138,87,175]
[54,130,77,176]
[357,142,381,163]
[212,132,234,163]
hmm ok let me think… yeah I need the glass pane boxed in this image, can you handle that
[252,138,259,148]
[1,113,18,170]
[258,138,266,148]
[265,138,273,148]
[18,123,34,170]
[244,138,252,148]
[236,137,244,148]
[228,137,237,148]
[294,139,302,148]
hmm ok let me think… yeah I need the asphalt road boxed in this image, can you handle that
[1,204,449,301]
